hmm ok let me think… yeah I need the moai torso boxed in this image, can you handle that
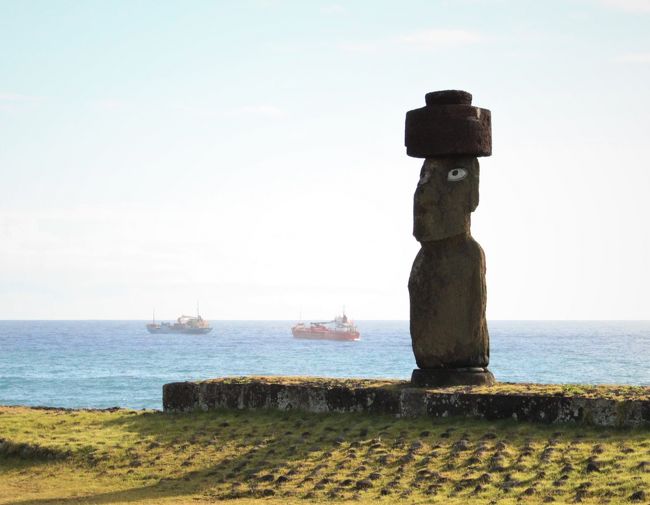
[405,90,494,384]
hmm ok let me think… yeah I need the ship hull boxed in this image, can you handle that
[291,327,359,341]
[146,326,212,335]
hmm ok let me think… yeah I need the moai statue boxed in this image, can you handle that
[405,90,495,386]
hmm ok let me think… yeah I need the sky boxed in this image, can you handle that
[1,0,649,320]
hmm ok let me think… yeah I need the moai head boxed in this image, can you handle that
[405,90,491,242]
[413,156,479,241]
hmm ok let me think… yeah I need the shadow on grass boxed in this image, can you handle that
[9,408,647,505]
[0,440,73,473]
[10,408,387,504]
[9,471,208,505]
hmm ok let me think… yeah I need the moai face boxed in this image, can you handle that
[413,156,479,242]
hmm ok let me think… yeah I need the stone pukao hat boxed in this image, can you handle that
[405,90,492,158]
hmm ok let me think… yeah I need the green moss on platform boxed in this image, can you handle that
[205,375,650,400]
[1,405,648,505]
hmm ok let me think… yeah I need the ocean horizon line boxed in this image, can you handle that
[1,319,650,322]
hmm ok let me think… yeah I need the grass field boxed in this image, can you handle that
[0,406,648,504]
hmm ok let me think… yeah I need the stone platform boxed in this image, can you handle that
[162,376,650,428]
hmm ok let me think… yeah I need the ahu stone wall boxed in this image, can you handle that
[163,377,650,428]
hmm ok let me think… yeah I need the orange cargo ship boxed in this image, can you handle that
[291,312,360,341]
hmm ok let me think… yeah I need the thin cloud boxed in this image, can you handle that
[92,99,127,110]
[320,4,347,15]
[618,52,650,62]
[340,28,482,54]
[338,41,379,53]
[236,105,286,118]
[0,92,43,102]
[397,29,482,49]
[598,0,650,12]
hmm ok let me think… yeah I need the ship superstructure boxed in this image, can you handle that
[291,311,360,341]
[146,307,212,334]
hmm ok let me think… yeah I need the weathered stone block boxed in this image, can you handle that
[162,377,650,428]
[405,102,491,158]
[162,381,199,412]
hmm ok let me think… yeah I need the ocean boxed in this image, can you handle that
[0,320,648,410]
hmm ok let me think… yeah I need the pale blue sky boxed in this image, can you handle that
[1,0,649,319]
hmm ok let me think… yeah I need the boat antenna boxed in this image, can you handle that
[153,308,155,324]
[197,300,200,317]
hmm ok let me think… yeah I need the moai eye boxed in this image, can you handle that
[447,168,468,182]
